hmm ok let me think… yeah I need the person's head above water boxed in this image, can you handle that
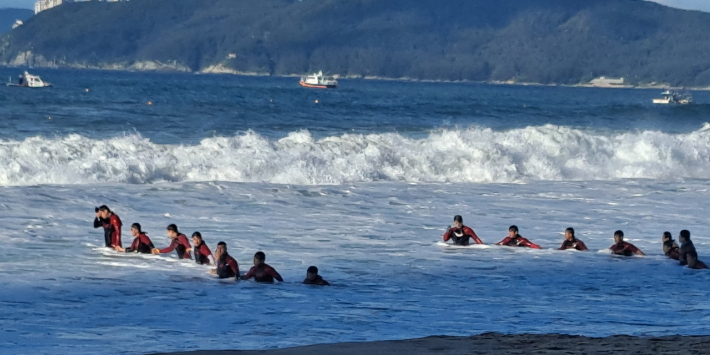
[97,205,112,218]
[131,223,142,236]
[166,224,178,238]
[191,232,202,245]
[613,230,624,244]
[254,251,266,266]
[679,230,691,243]
[453,215,463,229]
[508,225,519,238]
[306,266,319,281]
[662,231,673,242]
[564,227,575,241]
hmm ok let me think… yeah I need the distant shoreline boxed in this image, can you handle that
[147,333,710,355]
[1,62,707,91]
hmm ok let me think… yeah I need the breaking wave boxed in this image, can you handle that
[3,124,710,186]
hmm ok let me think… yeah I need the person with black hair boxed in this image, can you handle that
[496,225,541,249]
[662,231,680,260]
[558,227,588,251]
[152,224,192,259]
[609,230,645,256]
[114,223,154,254]
[189,232,214,265]
[442,215,483,246]
[241,251,283,283]
[679,230,708,269]
[93,205,122,248]
[303,266,330,286]
[211,241,239,278]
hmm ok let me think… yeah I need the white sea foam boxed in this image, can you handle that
[2,125,710,186]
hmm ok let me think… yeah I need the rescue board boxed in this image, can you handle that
[436,241,492,249]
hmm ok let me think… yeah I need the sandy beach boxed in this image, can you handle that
[150,333,710,355]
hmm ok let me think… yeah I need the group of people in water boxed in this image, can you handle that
[92,205,331,285]
[443,215,709,269]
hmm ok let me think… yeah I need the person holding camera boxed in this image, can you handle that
[93,205,123,248]
[442,215,483,246]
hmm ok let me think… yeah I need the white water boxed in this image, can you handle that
[3,124,710,186]
[0,179,708,355]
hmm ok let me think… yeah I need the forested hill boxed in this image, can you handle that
[0,8,33,33]
[2,0,710,86]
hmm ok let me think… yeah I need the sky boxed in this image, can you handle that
[2,0,710,12]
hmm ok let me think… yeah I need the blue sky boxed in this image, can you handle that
[3,0,710,12]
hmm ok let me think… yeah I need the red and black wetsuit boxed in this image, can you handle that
[663,241,680,260]
[609,242,641,256]
[496,235,541,249]
[193,241,213,265]
[243,263,283,283]
[93,214,122,247]
[216,253,239,279]
[159,234,192,259]
[303,275,330,286]
[558,238,588,251]
[125,233,154,254]
[679,241,709,269]
[443,226,483,246]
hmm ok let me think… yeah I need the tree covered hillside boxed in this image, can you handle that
[2,0,710,86]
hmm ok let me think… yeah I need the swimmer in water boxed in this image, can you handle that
[442,215,483,246]
[241,251,283,283]
[609,230,645,256]
[152,224,192,259]
[113,223,154,254]
[678,230,709,269]
[662,231,680,260]
[303,266,330,286]
[496,225,541,249]
[557,227,588,251]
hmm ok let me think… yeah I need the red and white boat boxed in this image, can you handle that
[299,71,337,89]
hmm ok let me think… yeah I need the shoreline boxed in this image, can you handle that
[148,333,710,355]
[1,63,707,91]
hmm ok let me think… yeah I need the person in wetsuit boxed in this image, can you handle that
[609,230,645,256]
[678,230,709,269]
[210,241,240,279]
[303,266,330,286]
[93,205,122,248]
[442,215,483,246]
[496,225,541,249]
[558,227,588,251]
[114,223,154,254]
[662,231,680,260]
[189,232,214,265]
[152,224,192,259]
[241,251,283,283]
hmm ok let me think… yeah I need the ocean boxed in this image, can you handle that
[0,68,709,355]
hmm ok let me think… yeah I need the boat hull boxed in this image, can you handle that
[299,81,337,89]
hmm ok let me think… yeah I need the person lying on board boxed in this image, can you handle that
[609,230,645,256]
[442,215,483,246]
[241,251,283,283]
[152,224,192,259]
[679,230,709,269]
[210,241,240,279]
[190,232,214,265]
[662,231,680,260]
[558,227,588,251]
[113,223,154,254]
[303,266,330,286]
[496,225,541,249]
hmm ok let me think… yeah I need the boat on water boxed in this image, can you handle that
[299,71,337,89]
[652,90,692,105]
[6,71,52,88]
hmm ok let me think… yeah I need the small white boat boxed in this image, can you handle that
[6,71,52,88]
[653,90,692,104]
[299,71,337,89]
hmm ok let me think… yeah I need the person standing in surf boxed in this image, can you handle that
[114,223,154,254]
[662,231,680,260]
[496,225,541,249]
[558,227,588,251]
[241,251,283,283]
[152,224,192,259]
[189,232,214,265]
[678,230,708,269]
[609,230,645,256]
[210,241,240,279]
[93,205,122,248]
[442,215,483,246]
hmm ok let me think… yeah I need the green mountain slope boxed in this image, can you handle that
[2,0,710,86]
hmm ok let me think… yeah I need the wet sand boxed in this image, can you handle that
[150,333,710,355]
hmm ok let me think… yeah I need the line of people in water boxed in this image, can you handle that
[93,205,331,285]
[442,215,708,269]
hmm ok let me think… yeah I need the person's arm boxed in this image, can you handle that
[110,216,122,247]
[241,267,255,280]
[178,235,192,258]
[229,259,240,279]
[267,267,283,282]
[93,217,105,228]
[576,240,588,251]
[155,239,177,254]
[464,227,483,244]
[520,238,541,249]
[442,228,453,242]
[496,237,511,246]
[627,243,645,256]
[558,241,567,250]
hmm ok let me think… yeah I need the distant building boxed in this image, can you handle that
[12,20,24,29]
[589,76,625,87]
[35,0,126,15]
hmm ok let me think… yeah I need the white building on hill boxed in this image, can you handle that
[35,0,125,15]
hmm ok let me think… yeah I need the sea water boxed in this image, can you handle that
[0,69,709,355]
